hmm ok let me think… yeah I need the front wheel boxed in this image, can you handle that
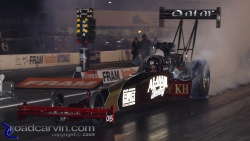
[89,91,104,125]
[50,90,68,124]
[190,60,210,99]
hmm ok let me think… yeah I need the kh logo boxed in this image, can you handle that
[2,122,19,139]
[175,84,189,94]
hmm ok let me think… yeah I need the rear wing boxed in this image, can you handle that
[158,7,221,61]
[159,7,221,28]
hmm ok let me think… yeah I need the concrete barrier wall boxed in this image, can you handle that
[100,49,132,62]
[0,53,80,70]
[0,49,133,70]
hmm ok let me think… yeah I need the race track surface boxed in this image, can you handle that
[0,62,250,141]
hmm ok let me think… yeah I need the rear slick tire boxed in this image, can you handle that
[190,60,210,99]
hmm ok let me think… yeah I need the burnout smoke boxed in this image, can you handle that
[192,0,250,95]
[41,0,250,95]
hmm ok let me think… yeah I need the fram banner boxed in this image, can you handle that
[0,53,79,70]
[16,78,103,89]
[99,69,120,83]
[96,67,138,84]
[24,54,71,65]
[120,67,138,78]
[80,67,138,84]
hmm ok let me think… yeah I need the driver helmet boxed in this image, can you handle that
[146,57,160,72]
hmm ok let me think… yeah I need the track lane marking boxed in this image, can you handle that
[0,92,86,109]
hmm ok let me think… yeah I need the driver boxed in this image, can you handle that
[145,57,160,72]
[149,60,157,72]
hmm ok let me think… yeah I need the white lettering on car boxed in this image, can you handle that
[147,75,168,99]
[122,88,136,107]
[172,10,215,17]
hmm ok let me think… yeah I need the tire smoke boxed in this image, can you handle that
[41,0,250,95]
[192,0,250,95]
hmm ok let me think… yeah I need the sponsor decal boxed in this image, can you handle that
[97,67,138,84]
[102,70,120,83]
[16,78,102,89]
[175,84,189,94]
[30,55,43,65]
[166,82,190,95]
[172,10,215,18]
[15,56,22,65]
[15,55,38,66]
[22,56,29,65]
[147,75,168,99]
[57,54,70,63]
[44,55,57,64]
[122,88,136,107]
[81,71,98,78]
[121,69,137,78]
[106,115,113,123]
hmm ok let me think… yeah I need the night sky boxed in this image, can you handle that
[0,0,43,12]
[0,0,220,13]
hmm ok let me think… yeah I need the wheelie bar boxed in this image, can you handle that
[17,102,115,123]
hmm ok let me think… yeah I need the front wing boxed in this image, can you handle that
[17,102,115,123]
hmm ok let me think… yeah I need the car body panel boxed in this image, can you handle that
[103,70,191,112]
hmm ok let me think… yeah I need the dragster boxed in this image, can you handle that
[16,7,221,124]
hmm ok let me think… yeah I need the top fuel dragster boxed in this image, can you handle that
[16,7,221,124]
